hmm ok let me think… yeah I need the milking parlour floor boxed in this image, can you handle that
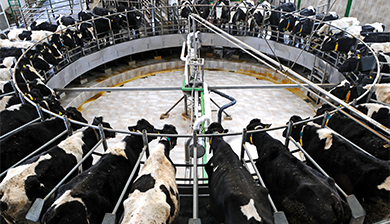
[66,66,317,180]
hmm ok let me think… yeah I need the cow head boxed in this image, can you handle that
[159,124,178,154]
[329,80,352,101]
[282,115,307,142]
[38,95,65,116]
[245,119,271,144]
[247,118,271,131]
[91,116,116,139]
[205,122,228,153]
[206,122,228,135]
[128,119,159,142]
[64,107,88,131]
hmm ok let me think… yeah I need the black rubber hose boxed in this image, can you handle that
[211,89,236,124]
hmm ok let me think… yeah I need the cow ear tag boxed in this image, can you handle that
[59,111,63,115]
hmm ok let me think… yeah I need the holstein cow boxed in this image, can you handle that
[247,119,351,224]
[180,0,194,18]
[248,1,271,34]
[205,122,273,224]
[0,117,115,224]
[0,47,23,60]
[121,124,179,224]
[56,15,77,26]
[314,104,390,160]
[0,96,65,136]
[229,0,254,35]
[0,39,34,49]
[211,0,230,26]
[6,28,28,41]
[356,103,390,128]
[41,119,160,224]
[317,17,360,36]
[286,115,390,223]
[0,107,87,174]
[18,30,54,42]
[195,0,210,20]
[364,83,390,104]
[321,35,357,54]
[363,32,390,43]
[326,80,367,104]
[30,21,58,32]
[268,2,296,41]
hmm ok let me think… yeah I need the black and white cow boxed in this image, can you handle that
[205,122,273,224]
[18,30,54,42]
[316,17,359,37]
[229,0,254,26]
[34,44,59,66]
[286,115,390,223]
[0,117,115,224]
[0,96,65,136]
[211,0,230,26]
[121,124,179,223]
[363,32,390,43]
[41,119,159,224]
[246,119,351,224]
[30,21,59,32]
[0,107,87,174]
[314,104,390,160]
[269,2,296,41]
[364,83,390,105]
[0,47,23,60]
[315,12,339,22]
[78,11,95,21]
[56,15,77,26]
[248,1,271,33]
[92,6,116,16]
[24,51,51,71]
[196,0,211,20]
[180,0,194,18]
[321,35,357,53]
[116,5,144,31]
[327,80,367,104]
[6,28,28,41]
[0,39,34,49]
[356,103,390,128]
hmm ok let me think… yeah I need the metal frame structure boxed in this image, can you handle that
[5,4,390,224]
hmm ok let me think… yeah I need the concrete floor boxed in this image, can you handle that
[68,67,317,181]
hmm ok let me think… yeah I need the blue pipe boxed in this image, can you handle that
[211,89,236,124]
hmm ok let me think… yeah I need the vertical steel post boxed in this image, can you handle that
[34,103,45,122]
[192,131,199,219]
[284,121,293,147]
[240,129,247,160]
[98,124,108,151]
[62,115,73,136]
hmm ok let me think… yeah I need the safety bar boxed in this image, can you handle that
[0,91,15,98]
[54,84,338,92]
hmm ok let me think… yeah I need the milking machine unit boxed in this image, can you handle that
[181,26,212,223]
